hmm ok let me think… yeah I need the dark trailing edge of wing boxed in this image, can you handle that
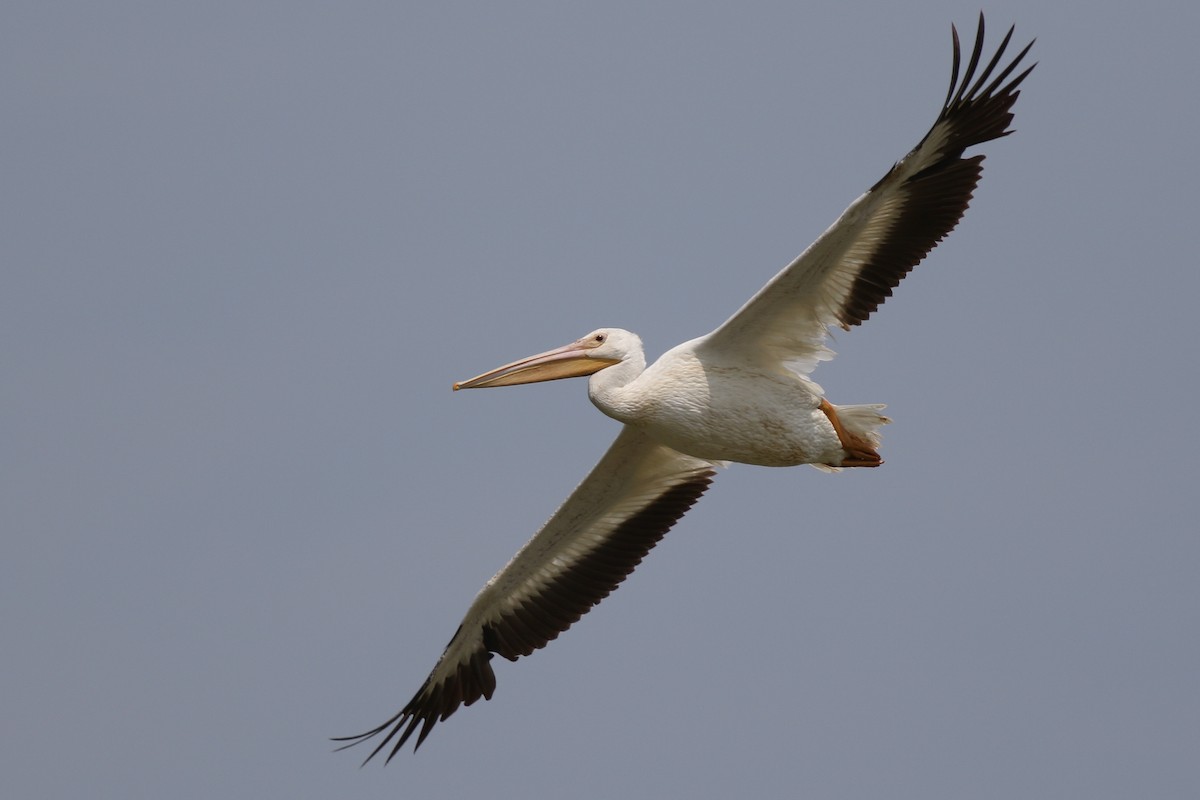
[333,470,716,764]
[838,13,1036,329]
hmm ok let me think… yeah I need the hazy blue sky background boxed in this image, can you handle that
[5,2,1199,798]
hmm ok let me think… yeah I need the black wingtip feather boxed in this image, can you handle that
[842,15,1034,329]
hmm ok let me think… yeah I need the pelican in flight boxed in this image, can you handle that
[338,14,1034,763]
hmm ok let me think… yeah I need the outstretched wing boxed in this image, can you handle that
[701,14,1035,375]
[335,426,721,763]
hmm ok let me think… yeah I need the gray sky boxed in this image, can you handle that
[5,2,1199,798]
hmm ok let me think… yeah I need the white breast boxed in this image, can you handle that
[595,344,844,467]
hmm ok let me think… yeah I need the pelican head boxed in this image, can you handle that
[453,328,640,390]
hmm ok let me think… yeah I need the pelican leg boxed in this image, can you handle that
[819,399,883,468]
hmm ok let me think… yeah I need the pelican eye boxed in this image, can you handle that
[593,333,606,343]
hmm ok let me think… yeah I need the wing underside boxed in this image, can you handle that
[336,427,720,762]
[702,14,1034,375]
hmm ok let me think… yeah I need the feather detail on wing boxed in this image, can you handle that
[334,426,721,763]
[701,14,1035,376]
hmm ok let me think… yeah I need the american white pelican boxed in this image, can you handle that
[338,14,1034,763]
